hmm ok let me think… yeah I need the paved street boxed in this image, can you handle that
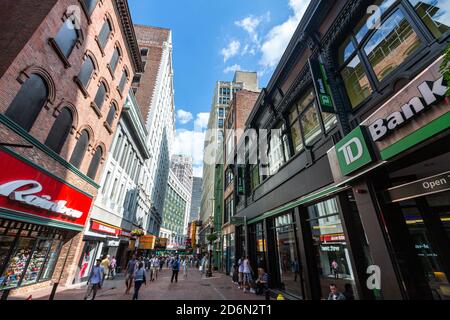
[10,268,267,301]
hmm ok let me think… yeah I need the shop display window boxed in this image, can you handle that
[307,198,358,299]
[0,219,65,290]
[273,213,304,298]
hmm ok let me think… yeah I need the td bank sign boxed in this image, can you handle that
[336,75,448,176]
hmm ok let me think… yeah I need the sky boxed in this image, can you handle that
[129,0,310,177]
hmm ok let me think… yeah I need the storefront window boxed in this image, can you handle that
[0,221,66,290]
[78,241,98,280]
[340,55,373,108]
[273,213,304,298]
[255,223,266,270]
[307,198,358,299]
[409,0,450,39]
[268,123,288,175]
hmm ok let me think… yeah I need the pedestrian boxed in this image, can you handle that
[100,255,110,283]
[182,258,188,279]
[132,262,147,300]
[109,256,117,280]
[125,254,137,294]
[237,257,244,289]
[255,268,269,298]
[331,260,339,279]
[150,255,159,281]
[327,284,346,300]
[232,259,239,284]
[84,259,103,300]
[242,256,253,293]
[159,257,164,271]
[171,255,180,283]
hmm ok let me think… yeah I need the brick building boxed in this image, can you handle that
[221,88,260,275]
[0,0,142,297]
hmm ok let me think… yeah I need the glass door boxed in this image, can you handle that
[398,191,450,300]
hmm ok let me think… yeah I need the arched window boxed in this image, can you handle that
[118,68,128,94]
[82,0,98,16]
[94,81,107,109]
[70,130,90,169]
[109,47,121,74]
[77,56,95,88]
[98,19,112,50]
[87,146,102,179]
[5,74,48,132]
[54,19,79,58]
[45,108,73,154]
[106,103,117,127]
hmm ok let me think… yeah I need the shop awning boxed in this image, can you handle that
[247,183,351,225]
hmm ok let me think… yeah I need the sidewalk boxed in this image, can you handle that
[9,268,269,301]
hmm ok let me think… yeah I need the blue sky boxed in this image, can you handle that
[129,0,310,176]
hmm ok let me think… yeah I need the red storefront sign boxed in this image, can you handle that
[320,234,346,243]
[90,220,121,236]
[0,149,93,228]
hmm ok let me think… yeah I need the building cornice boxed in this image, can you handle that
[113,0,144,73]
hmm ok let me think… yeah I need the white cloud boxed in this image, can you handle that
[176,109,193,124]
[221,40,241,63]
[223,64,242,74]
[259,0,310,68]
[194,112,210,131]
[235,15,262,43]
[173,129,206,171]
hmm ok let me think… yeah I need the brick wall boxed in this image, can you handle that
[0,0,138,295]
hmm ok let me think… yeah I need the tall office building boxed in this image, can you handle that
[133,25,175,235]
[190,177,202,222]
[199,71,258,247]
[170,155,193,191]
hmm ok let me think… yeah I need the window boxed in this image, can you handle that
[218,119,224,128]
[69,130,89,169]
[409,0,450,39]
[273,213,304,297]
[132,74,142,85]
[87,146,102,179]
[287,88,322,153]
[225,167,234,188]
[45,108,73,154]
[98,19,112,50]
[5,74,48,132]
[118,69,128,93]
[141,48,149,57]
[218,108,224,117]
[251,164,260,191]
[338,0,431,109]
[109,47,120,74]
[113,133,122,160]
[224,195,233,224]
[77,56,95,88]
[54,19,79,58]
[268,123,288,175]
[82,0,98,16]
[106,103,116,127]
[94,81,107,109]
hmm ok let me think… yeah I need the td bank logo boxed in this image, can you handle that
[336,127,373,176]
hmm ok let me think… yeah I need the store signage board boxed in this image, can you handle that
[335,126,374,176]
[138,235,156,250]
[90,220,121,236]
[388,171,450,203]
[309,58,335,114]
[0,149,92,227]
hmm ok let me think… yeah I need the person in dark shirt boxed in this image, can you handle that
[343,283,355,300]
[255,268,269,297]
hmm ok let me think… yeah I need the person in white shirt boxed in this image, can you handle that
[242,256,254,293]
[182,258,188,279]
[150,255,159,281]
[238,258,244,289]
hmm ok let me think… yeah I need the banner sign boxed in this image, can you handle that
[138,235,156,250]
[90,219,121,236]
[309,58,335,114]
[388,171,450,202]
[0,149,93,228]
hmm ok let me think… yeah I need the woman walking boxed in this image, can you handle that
[132,262,147,300]
[182,258,188,279]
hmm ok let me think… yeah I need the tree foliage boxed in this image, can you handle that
[440,43,450,96]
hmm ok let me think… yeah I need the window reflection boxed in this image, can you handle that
[409,0,450,38]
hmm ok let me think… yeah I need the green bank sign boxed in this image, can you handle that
[336,126,373,176]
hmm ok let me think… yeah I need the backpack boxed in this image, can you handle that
[172,259,180,270]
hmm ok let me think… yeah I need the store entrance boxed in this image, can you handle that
[381,150,450,299]
[395,191,450,300]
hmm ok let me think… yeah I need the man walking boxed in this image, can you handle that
[100,255,110,283]
[84,259,103,300]
[150,255,159,281]
[171,255,180,283]
[132,262,147,300]
[182,258,188,279]
[125,255,137,294]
